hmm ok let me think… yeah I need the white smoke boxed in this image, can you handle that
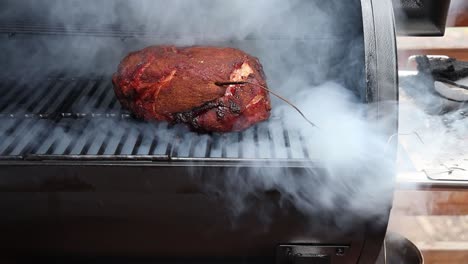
[196,81,396,232]
[0,0,395,231]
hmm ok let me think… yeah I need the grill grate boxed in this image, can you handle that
[0,77,312,161]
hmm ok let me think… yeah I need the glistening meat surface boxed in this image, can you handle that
[112,45,271,132]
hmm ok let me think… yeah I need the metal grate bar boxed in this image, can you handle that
[130,132,144,155]
[209,135,222,158]
[8,120,49,156]
[151,123,170,155]
[204,136,212,158]
[172,128,194,158]
[237,133,243,158]
[267,129,276,159]
[0,119,18,135]
[93,82,113,109]
[180,133,195,158]
[22,80,59,113]
[37,120,73,155]
[165,137,174,157]
[147,134,159,156]
[53,80,89,114]
[69,80,102,112]
[114,126,131,155]
[27,80,67,113]
[269,121,288,159]
[79,136,94,155]
[240,128,255,158]
[102,125,126,155]
[96,129,114,155]
[299,134,310,159]
[85,126,111,155]
[220,134,228,158]
[257,123,273,159]
[253,126,260,158]
[5,79,56,114]
[134,124,155,155]
[31,82,69,114]
[288,130,305,159]
[25,81,62,113]
[98,83,121,113]
[41,81,83,114]
[190,134,207,158]
[79,80,109,111]
[188,136,197,157]
[282,124,293,159]
[224,132,240,158]
[0,119,35,155]
[3,119,24,137]
[0,84,26,112]
[70,121,98,155]
[52,135,73,155]
[35,126,65,155]
[62,119,91,155]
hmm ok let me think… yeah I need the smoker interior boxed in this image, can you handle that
[0,0,366,161]
[0,0,397,263]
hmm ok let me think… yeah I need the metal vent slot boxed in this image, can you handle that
[0,76,315,161]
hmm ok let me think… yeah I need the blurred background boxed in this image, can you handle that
[390,1,468,263]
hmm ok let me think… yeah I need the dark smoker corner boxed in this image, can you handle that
[392,0,451,36]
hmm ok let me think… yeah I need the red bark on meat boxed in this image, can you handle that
[112,45,271,132]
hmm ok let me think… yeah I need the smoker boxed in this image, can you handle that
[0,0,411,263]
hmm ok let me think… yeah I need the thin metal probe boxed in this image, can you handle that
[215,81,319,128]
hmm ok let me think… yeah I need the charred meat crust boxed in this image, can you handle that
[112,45,271,132]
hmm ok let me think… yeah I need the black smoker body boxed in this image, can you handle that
[0,0,398,263]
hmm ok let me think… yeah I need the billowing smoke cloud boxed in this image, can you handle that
[198,81,396,230]
[0,0,395,231]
